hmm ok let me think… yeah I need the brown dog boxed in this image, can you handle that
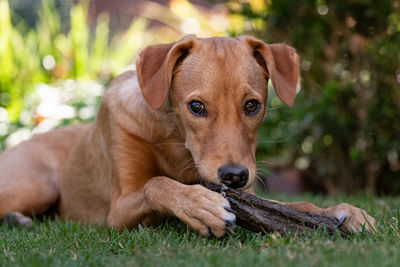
[0,36,375,236]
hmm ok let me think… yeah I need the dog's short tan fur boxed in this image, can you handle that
[0,36,375,236]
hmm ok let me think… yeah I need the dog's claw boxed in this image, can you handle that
[207,227,215,237]
[225,220,235,227]
[225,219,236,235]
[337,215,347,227]
[224,206,236,214]
[226,226,235,234]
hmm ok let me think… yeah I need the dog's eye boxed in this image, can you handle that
[188,100,207,117]
[244,100,261,116]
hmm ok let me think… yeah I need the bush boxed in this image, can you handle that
[229,0,400,194]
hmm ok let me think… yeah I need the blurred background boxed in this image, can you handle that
[0,0,399,195]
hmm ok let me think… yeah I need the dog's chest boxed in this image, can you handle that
[153,140,200,184]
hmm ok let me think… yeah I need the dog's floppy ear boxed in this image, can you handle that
[136,35,197,110]
[240,36,299,106]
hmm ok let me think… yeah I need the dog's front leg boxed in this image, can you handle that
[107,177,236,237]
[242,187,376,232]
[275,200,376,233]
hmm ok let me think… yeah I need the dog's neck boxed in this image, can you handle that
[103,71,200,184]
[105,71,176,143]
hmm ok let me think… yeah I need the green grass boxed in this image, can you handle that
[1,193,399,267]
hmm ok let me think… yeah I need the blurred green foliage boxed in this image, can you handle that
[229,0,400,194]
[0,0,147,118]
[0,0,148,150]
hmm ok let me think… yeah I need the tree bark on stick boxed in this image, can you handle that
[206,184,349,237]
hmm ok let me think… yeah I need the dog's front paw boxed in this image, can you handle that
[176,185,236,238]
[324,203,376,233]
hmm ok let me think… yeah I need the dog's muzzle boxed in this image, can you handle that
[217,164,249,189]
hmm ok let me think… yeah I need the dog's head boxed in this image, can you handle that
[136,35,299,190]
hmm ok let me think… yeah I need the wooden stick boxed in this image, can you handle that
[206,184,349,236]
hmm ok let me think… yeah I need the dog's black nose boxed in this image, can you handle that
[217,165,249,189]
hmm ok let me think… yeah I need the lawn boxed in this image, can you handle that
[1,193,399,267]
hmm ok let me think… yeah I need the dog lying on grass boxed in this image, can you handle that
[0,35,375,236]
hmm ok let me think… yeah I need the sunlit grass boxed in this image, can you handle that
[1,194,399,267]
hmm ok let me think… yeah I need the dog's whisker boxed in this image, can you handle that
[178,159,197,178]
[181,158,192,167]
[256,160,277,169]
[179,163,195,174]
[256,166,272,176]
[181,158,195,167]
[187,166,200,184]
[180,161,200,185]
[180,164,196,177]
[155,142,186,146]
[257,136,291,144]
[256,174,268,192]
